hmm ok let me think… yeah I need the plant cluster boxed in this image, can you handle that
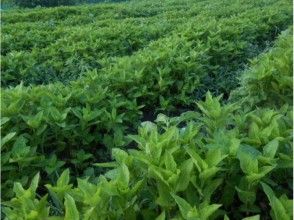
[9,0,126,8]
[1,0,293,219]
[2,0,291,86]
[1,2,199,86]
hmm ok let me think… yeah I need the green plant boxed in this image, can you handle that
[3,86,293,219]
[1,0,292,219]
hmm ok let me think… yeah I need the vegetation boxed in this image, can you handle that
[2,0,126,8]
[1,0,293,219]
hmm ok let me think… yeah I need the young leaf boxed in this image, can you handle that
[64,194,79,220]
[172,193,193,219]
[1,132,16,148]
[199,203,222,220]
[238,151,258,174]
[57,169,70,187]
[263,139,279,159]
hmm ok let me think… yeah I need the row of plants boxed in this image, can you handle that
[2,18,185,86]
[2,28,293,219]
[2,0,199,53]
[2,0,282,55]
[1,0,292,201]
[1,0,220,86]
[97,1,292,109]
[2,0,128,9]
[2,0,270,86]
[1,0,195,24]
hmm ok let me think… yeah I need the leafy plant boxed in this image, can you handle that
[1,0,292,219]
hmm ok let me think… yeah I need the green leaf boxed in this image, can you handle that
[246,165,275,183]
[112,148,129,164]
[199,203,222,220]
[11,136,30,158]
[261,183,290,220]
[155,211,166,220]
[64,194,79,220]
[263,139,279,158]
[57,169,70,187]
[165,151,177,172]
[279,194,293,214]
[118,163,130,187]
[155,113,169,126]
[206,148,226,167]
[30,172,40,193]
[224,215,230,220]
[176,159,194,192]
[148,165,169,186]
[242,215,260,220]
[172,194,193,219]
[185,146,207,171]
[202,178,223,202]
[13,182,25,198]
[156,182,172,207]
[235,186,256,205]
[199,167,219,181]
[94,162,117,168]
[0,117,10,126]
[23,111,43,128]
[1,132,16,148]
[238,151,258,174]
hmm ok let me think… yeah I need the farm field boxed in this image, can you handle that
[1,0,293,219]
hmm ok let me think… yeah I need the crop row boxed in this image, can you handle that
[1,0,200,24]
[2,0,288,86]
[1,0,220,86]
[1,2,199,54]
[2,0,283,53]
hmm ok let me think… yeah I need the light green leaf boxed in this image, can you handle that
[172,194,193,219]
[25,111,44,128]
[118,163,130,186]
[242,215,260,220]
[261,183,290,220]
[112,148,129,164]
[64,194,79,220]
[206,148,226,167]
[165,151,177,172]
[57,169,70,187]
[185,146,207,171]
[1,117,10,126]
[30,172,40,193]
[263,139,279,158]
[94,162,117,168]
[238,151,258,174]
[155,211,166,220]
[199,167,219,181]
[199,204,222,219]
[176,159,194,192]
[1,132,16,148]
[148,165,169,186]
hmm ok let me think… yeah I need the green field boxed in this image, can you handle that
[1,0,293,219]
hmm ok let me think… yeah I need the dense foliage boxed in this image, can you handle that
[1,0,293,219]
[14,0,76,8]
[3,0,126,8]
